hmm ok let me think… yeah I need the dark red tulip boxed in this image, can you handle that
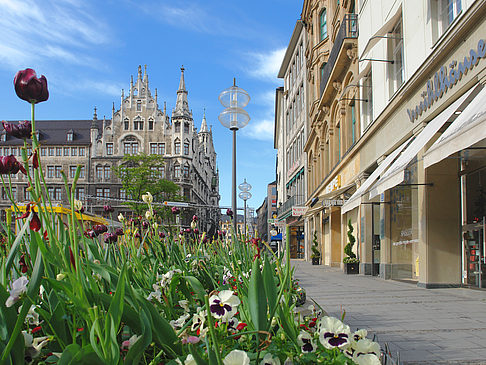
[159,232,165,239]
[14,68,49,104]
[0,155,26,175]
[104,232,118,244]
[226,209,233,218]
[69,247,76,270]
[32,149,39,169]
[194,228,199,235]
[19,254,28,273]
[92,224,108,236]
[30,211,41,232]
[115,228,124,236]
[192,215,198,221]
[142,221,149,229]
[2,120,31,139]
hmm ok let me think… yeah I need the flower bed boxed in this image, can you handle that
[0,69,381,364]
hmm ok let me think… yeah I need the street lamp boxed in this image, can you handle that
[238,178,252,238]
[219,79,250,234]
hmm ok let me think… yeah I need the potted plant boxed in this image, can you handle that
[343,219,359,274]
[311,231,321,265]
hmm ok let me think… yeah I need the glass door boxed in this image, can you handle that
[462,219,485,288]
[371,202,381,276]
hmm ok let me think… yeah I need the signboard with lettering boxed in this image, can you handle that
[163,201,190,207]
[292,206,308,216]
[323,199,345,208]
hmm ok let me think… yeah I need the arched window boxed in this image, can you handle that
[174,165,181,178]
[320,9,327,41]
[137,100,141,111]
[123,136,139,155]
[174,140,181,154]
[148,119,154,130]
[124,118,129,130]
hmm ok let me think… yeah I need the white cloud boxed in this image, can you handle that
[243,119,274,141]
[0,0,110,69]
[247,48,286,82]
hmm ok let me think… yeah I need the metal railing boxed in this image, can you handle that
[277,194,305,218]
[320,14,358,97]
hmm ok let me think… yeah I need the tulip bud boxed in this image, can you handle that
[226,209,233,218]
[73,199,83,211]
[142,192,153,203]
[14,68,49,104]
[56,273,66,281]
[118,213,125,222]
[145,210,152,220]
[171,206,180,215]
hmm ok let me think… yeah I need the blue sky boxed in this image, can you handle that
[0,0,302,212]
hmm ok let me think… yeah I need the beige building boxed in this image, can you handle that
[338,0,486,288]
[301,0,360,267]
[0,66,220,231]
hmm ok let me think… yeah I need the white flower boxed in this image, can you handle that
[318,316,351,350]
[56,273,66,281]
[153,222,158,229]
[191,220,197,230]
[178,300,190,312]
[354,353,381,365]
[145,210,153,220]
[209,290,241,320]
[121,335,141,350]
[22,331,49,359]
[170,313,190,329]
[147,283,162,302]
[223,350,250,365]
[260,353,281,365]
[352,338,380,360]
[353,329,368,342]
[142,192,153,203]
[6,276,29,307]
[73,199,83,211]
[118,213,125,222]
[23,305,41,326]
[184,354,197,365]
[191,308,208,337]
[297,331,315,353]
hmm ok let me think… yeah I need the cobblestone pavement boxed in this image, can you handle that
[292,259,486,364]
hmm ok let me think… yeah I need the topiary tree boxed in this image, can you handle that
[343,219,358,263]
[311,231,320,259]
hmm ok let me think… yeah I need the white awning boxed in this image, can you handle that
[424,85,486,169]
[359,5,402,60]
[341,137,411,215]
[368,86,476,199]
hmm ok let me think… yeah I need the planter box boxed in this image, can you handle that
[345,262,359,274]
[312,257,320,265]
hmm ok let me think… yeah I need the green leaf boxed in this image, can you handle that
[0,285,24,364]
[248,258,268,334]
[108,264,126,330]
[184,275,206,302]
[59,344,104,365]
[189,344,209,365]
[4,216,30,274]
[124,305,152,365]
[262,256,277,316]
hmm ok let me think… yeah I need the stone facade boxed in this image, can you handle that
[0,66,220,231]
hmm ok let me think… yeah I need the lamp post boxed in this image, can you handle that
[238,178,252,238]
[219,79,250,234]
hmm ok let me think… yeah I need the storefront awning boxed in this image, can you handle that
[424,85,486,169]
[368,86,476,199]
[359,5,402,60]
[341,137,412,215]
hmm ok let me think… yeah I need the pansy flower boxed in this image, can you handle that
[352,338,380,360]
[297,331,315,353]
[260,353,281,365]
[209,290,240,320]
[223,350,249,365]
[353,353,381,365]
[5,276,29,307]
[318,316,351,350]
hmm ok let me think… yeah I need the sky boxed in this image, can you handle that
[0,0,302,213]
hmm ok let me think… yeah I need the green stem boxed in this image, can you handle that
[204,295,223,365]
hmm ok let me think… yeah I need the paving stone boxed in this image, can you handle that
[293,259,486,364]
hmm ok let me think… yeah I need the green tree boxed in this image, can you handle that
[114,153,182,215]
[343,219,358,263]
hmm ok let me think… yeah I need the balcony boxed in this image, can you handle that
[277,194,305,220]
[319,14,358,98]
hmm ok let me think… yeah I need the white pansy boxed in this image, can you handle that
[352,338,380,360]
[142,192,153,203]
[6,276,29,307]
[353,329,368,342]
[354,353,381,365]
[179,299,190,312]
[223,350,250,365]
[318,316,351,350]
[170,313,190,329]
[297,331,315,353]
[209,290,241,320]
[184,354,197,365]
[260,353,281,365]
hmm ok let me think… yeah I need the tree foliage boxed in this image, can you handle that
[113,153,182,214]
[343,219,357,261]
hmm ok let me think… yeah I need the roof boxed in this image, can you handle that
[1,120,103,146]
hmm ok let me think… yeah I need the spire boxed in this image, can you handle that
[93,107,98,120]
[163,101,167,114]
[155,88,158,104]
[200,108,208,133]
[143,64,148,82]
[137,65,142,81]
[112,102,115,112]
[174,66,190,117]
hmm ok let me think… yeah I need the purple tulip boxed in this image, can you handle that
[2,120,31,139]
[0,155,26,175]
[226,209,233,218]
[104,232,118,244]
[14,68,49,104]
[103,205,114,213]
[92,224,108,236]
[171,206,180,215]
[115,228,124,236]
